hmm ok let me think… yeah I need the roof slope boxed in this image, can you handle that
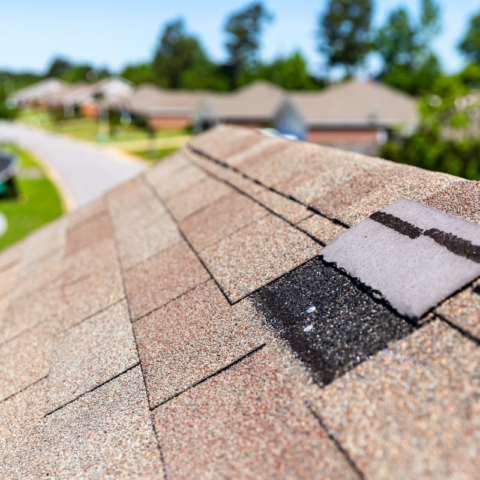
[198,80,284,121]
[288,79,418,126]
[1,125,480,479]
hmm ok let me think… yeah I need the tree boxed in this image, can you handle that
[224,2,273,87]
[374,0,442,95]
[61,64,94,83]
[45,57,71,78]
[374,8,417,73]
[153,19,208,89]
[242,51,319,90]
[318,0,373,76]
[120,63,156,85]
[458,11,480,64]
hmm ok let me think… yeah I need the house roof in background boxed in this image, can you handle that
[11,78,65,103]
[125,83,202,116]
[198,80,284,121]
[1,125,480,478]
[288,80,419,127]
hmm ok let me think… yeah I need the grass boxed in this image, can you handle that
[18,108,186,144]
[133,147,179,162]
[0,146,64,251]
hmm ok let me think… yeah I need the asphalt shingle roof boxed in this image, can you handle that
[1,124,480,479]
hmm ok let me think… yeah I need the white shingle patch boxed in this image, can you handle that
[321,198,480,320]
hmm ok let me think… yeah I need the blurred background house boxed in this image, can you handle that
[273,80,418,155]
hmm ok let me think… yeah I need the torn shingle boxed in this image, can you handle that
[252,256,413,386]
[322,197,480,319]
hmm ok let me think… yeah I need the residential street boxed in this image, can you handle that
[0,121,146,209]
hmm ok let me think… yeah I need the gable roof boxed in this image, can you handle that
[285,79,419,128]
[197,80,284,121]
[1,125,480,478]
[11,78,65,103]
[124,83,203,117]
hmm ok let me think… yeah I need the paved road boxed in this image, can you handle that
[0,121,146,209]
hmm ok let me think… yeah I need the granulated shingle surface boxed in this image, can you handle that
[297,214,346,244]
[135,280,264,408]
[65,210,113,257]
[3,125,480,478]
[0,262,19,298]
[311,320,480,480]
[0,240,23,273]
[44,366,164,479]
[125,241,209,320]
[57,267,125,331]
[253,256,413,385]
[146,162,207,200]
[0,378,48,479]
[337,167,456,226]
[424,179,480,224]
[223,135,286,168]
[180,190,268,252]
[251,187,311,224]
[189,124,264,161]
[201,213,322,302]
[0,322,52,401]
[436,279,480,338]
[165,176,233,222]
[106,175,157,214]
[47,300,137,413]
[20,217,66,267]
[154,343,359,480]
[108,194,179,270]
[67,197,106,230]
[0,283,63,344]
[16,248,65,296]
[142,151,191,189]
[62,237,120,284]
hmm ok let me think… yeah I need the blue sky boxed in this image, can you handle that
[1,0,478,76]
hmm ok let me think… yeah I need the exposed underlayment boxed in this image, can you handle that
[1,125,480,479]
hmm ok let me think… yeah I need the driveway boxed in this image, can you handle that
[0,121,147,209]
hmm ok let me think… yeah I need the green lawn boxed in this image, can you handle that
[0,146,64,251]
[18,108,186,144]
[132,147,179,162]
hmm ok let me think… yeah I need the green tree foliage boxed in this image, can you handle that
[120,63,157,85]
[318,0,373,75]
[61,64,96,83]
[153,19,211,89]
[458,11,480,64]
[242,51,319,90]
[45,57,71,78]
[374,0,442,95]
[0,84,18,120]
[381,74,480,180]
[224,2,273,87]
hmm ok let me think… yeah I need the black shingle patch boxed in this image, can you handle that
[252,257,413,386]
